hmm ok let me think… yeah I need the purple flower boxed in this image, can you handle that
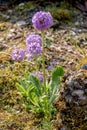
[47,61,58,71]
[32,11,53,30]
[47,65,53,71]
[51,61,58,65]
[26,34,42,46]
[26,34,42,58]
[32,72,44,83]
[12,48,25,61]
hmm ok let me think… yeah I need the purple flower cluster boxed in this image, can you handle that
[11,11,53,62]
[48,61,58,71]
[26,34,42,58]
[32,11,53,30]
[47,65,53,71]
[12,48,25,62]
[32,72,44,82]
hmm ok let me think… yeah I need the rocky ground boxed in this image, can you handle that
[55,70,87,130]
[0,1,87,130]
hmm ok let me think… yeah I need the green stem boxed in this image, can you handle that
[35,59,39,72]
[41,31,52,125]
[41,31,46,88]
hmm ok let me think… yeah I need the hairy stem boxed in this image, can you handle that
[41,31,46,88]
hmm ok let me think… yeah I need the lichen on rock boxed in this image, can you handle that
[55,70,87,130]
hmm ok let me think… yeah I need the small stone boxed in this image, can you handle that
[65,95,72,103]
[85,89,87,94]
[10,29,15,33]
[0,65,5,69]
[8,9,13,14]
[66,76,73,84]
[78,29,82,33]
[68,49,73,53]
[0,38,4,42]
[7,34,13,38]
[79,96,87,105]
[75,21,79,26]
[83,79,87,85]
[73,81,82,89]
[82,64,87,70]
[72,90,84,97]
[61,127,67,130]
[80,21,87,28]
[19,3,25,6]
[0,12,9,19]
[16,21,26,26]
[72,31,76,36]
[68,84,73,91]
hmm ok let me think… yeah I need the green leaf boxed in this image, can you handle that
[29,75,42,95]
[29,91,40,107]
[21,80,28,91]
[50,66,64,97]
[45,39,51,48]
[52,66,64,83]
[50,85,60,103]
[50,95,56,103]
[16,82,27,96]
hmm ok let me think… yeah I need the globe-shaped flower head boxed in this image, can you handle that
[12,48,25,62]
[32,11,53,30]
[26,34,42,58]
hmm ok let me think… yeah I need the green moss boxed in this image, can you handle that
[60,1,72,9]
[15,1,37,12]
[0,61,34,89]
[46,7,72,23]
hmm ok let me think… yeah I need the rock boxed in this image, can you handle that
[18,3,25,6]
[82,64,87,70]
[9,20,16,24]
[65,95,73,103]
[0,38,4,42]
[73,81,82,89]
[7,9,13,14]
[72,90,84,97]
[72,31,76,36]
[60,127,67,130]
[0,12,9,19]
[79,96,87,105]
[10,29,15,33]
[16,21,27,26]
[68,48,73,53]
[56,70,87,130]
[75,21,79,26]
[85,89,87,93]
[80,21,87,28]
[0,65,5,69]
[71,28,82,33]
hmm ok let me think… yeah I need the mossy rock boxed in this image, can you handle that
[55,70,87,130]
[46,6,72,22]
